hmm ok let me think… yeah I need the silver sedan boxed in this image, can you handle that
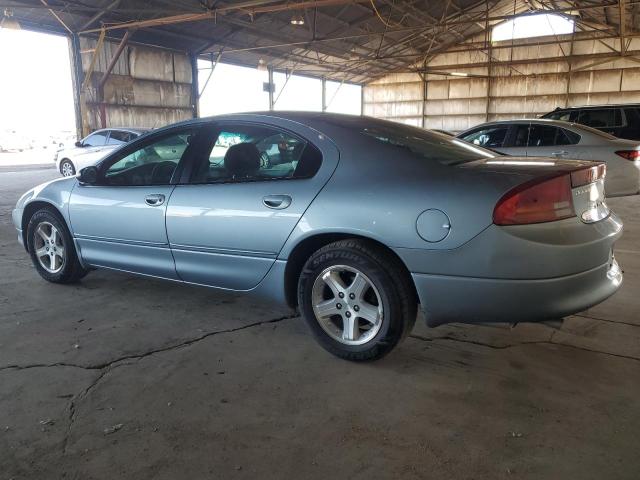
[12,113,623,360]
[457,119,640,197]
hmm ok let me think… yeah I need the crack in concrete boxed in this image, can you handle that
[62,313,297,455]
[574,313,640,328]
[61,366,119,455]
[0,313,297,456]
[409,332,640,363]
[0,314,297,373]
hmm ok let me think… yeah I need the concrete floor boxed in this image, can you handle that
[1,167,639,480]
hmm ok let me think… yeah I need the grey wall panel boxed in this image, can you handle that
[364,32,640,134]
[79,37,193,132]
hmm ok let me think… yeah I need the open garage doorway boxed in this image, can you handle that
[197,59,361,116]
[0,28,76,168]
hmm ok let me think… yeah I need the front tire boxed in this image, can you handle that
[60,159,76,177]
[298,239,417,361]
[27,209,88,284]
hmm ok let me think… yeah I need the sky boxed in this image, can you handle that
[197,60,361,116]
[492,13,574,42]
[0,28,76,134]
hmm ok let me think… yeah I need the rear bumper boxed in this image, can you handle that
[413,258,622,327]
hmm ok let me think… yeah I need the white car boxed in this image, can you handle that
[457,119,640,196]
[54,128,148,177]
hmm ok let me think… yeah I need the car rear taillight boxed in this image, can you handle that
[615,150,640,161]
[570,163,606,187]
[493,174,574,225]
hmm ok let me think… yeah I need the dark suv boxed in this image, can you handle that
[541,104,640,140]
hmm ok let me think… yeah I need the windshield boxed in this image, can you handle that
[360,122,496,165]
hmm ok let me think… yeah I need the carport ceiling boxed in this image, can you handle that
[4,1,639,83]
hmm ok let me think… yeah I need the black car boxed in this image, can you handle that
[541,104,640,140]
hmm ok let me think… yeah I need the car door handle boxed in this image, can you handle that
[145,194,165,206]
[262,194,292,210]
[551,151,569,157]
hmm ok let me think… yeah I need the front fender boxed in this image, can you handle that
[15,177,78,246]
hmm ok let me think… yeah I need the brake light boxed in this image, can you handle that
[493,174,574,225]
[570,163,606,187]
[615,150,640,161]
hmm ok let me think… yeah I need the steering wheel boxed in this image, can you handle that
[150,161,176,184]
[259,151,271,169]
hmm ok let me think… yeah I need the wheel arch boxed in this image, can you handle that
[283,232,417,309]
[21,200,65,252]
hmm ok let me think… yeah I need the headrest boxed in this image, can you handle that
[224,143,260,177]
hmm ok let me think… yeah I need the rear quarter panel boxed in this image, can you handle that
[279,125,528,258]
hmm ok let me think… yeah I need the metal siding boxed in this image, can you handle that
[364,34,640,134]
[79,39,193,131]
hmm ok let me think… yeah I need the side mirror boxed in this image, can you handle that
[78,166,98,185]
[75,141,83,147]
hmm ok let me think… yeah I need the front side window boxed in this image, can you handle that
[83,131,108,147]
[190,124,322,184]
[577,109,622,128]
[460,126,509,149]
[102,130,195,186]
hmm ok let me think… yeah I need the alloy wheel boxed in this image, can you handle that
[33,221,65,274]
[61,161,75,177]
[311,265,383,345]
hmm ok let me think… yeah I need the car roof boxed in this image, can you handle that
[550,104,640,111]
[91,127,149,135]
[461,118,577,129]
[147,111,415,137]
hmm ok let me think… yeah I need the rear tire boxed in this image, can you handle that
[298,239,417,361]
[27,209,89,284]
[60,159,75,177]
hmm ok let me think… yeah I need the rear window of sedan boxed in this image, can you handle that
[361,123,496,165]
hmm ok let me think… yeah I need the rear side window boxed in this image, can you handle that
[458,126,509,149]
[107,130,134,144]
[556,128,581,145]
[545,111,572,122]
[190,124,322,184]
[577,108,622,128]
[624,107,640,123]
[528,125,561,147]
[515,124,580,147]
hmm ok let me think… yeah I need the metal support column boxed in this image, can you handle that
[484,5,492,123]
[420,71,427,128]
[268,66,274,111]
[321,77,327,112]
[68,33,85,139]
[190,53,200,118]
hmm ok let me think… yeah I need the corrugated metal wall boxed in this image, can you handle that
[364,32,640,134]
[79,38,193,132]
